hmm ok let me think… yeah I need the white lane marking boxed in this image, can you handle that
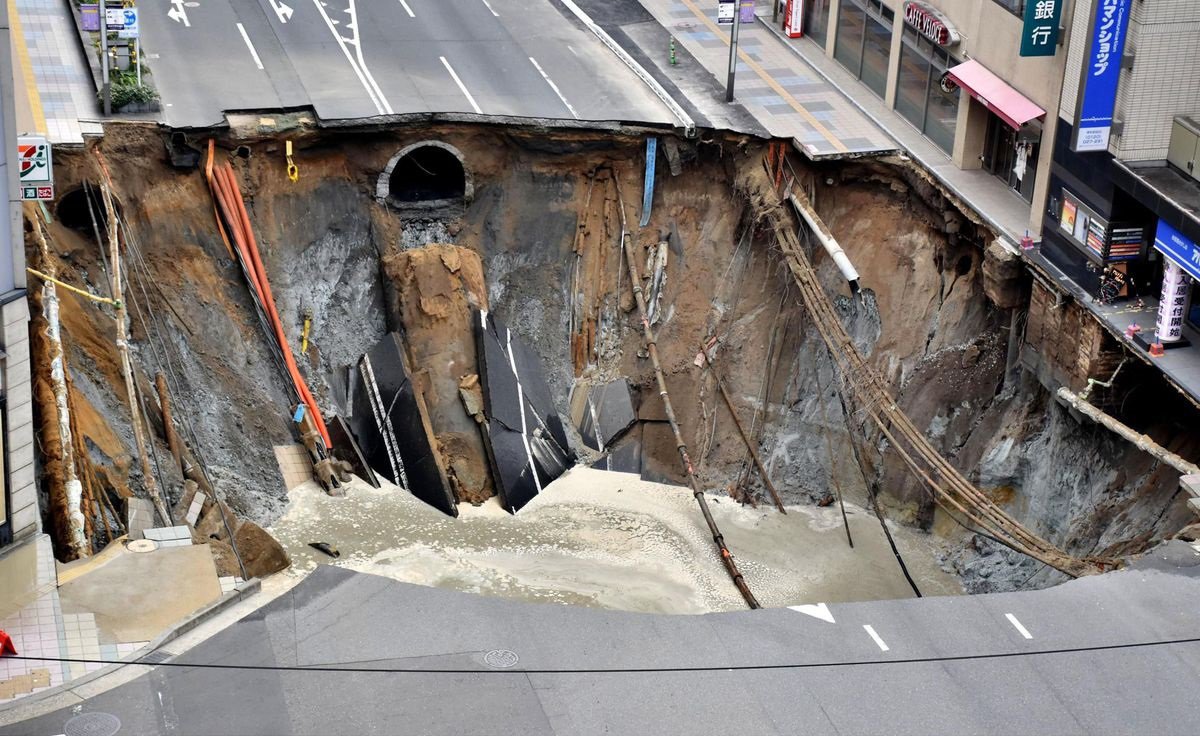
[529,56,580,119]
[479,0,499,16]
[788,603,835,624]
[268,0,294,23]
[440,56,482,114]
[236,23,265,69]
[344,0,394,114]
[863,625,889,652]
[168,0,190,26]
[398,0,415,18]
[310,0,388,115]
[504,327,542,493]
[1005,613,1033,639]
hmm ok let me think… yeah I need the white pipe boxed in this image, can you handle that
[44,281,89,557]
[787,191,860,292]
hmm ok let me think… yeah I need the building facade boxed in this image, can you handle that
[800,0,1070,232]
[1040,0,1200,349]
[0,0,39,561]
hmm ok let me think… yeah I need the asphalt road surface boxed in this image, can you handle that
[141,0,676,127]
[5,543,1200,734]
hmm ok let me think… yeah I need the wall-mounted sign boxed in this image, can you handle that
[783,0,804,38]
[1072,0,1131,152]
[717,0,735,25]
[79,4,100,32]
[903,1,959,47]
[1154,219,1200,282]
[1020,0,1063,57]
[17,136,53,201]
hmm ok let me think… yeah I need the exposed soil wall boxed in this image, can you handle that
[27,122,1200,592]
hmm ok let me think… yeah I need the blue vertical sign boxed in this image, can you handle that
[1154,220,1200,282]
[1073,0,1131,152]
[1019,0,1063,57]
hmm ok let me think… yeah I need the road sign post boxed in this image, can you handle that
[99,0,110,114]
[725,1,741,102]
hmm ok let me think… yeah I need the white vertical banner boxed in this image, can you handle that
[1156,260,1188,343]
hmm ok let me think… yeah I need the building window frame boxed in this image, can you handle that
[990,0,1025,17]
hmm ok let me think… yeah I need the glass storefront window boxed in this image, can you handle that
[834,0,866,75]
[804,0,832,47]
[834,0,893,99]
[894,27,957,155]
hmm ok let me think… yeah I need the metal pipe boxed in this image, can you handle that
[699,344,786,514]
[787,191,860,292]
[614,172,759,609]
[725,6,740,102]
[1057,387,1199,476]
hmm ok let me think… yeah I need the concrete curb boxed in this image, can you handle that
[0,578,262,718]
[555,0,696,137]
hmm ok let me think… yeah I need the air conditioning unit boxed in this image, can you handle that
[1167,116,1200,183]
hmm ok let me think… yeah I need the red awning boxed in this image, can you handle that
[946,60,1045,130]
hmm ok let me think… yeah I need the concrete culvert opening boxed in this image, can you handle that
[379,142,470,212]
[56,185,110,236]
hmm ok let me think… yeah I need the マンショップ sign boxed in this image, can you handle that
[1073,0,1131,152]
[903,1,959,46]
[1020,0,1063,57]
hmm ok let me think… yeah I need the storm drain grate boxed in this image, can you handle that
[137,649,175,664]
[64,712,122,736]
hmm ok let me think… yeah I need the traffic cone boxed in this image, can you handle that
[0,630,17,657]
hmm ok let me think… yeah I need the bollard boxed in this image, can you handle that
[670,37,677,65]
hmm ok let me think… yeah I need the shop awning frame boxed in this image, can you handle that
[946,60,1045,130]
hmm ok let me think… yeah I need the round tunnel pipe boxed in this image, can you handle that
[787,190,860,292]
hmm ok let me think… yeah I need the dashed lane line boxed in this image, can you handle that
[236,23,265,70]
[398,0,415,17]
[441,56,482,114]
[1006,613,1033,640]
[863,625,889,652]
[479,0,499,16]
[529,57,579,119]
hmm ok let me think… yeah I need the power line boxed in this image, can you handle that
[6,636,1200,675]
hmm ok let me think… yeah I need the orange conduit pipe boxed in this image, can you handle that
[204,143,331,449]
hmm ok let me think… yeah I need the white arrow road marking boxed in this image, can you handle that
[268,0,294,23]
[168,0,190,26]
[441,56,482,114]
[236,23,264,69]
[863,624,889,652]
[398,0,415,17]
[529,57,579,119]
[1005,613,1033,639]
[787,603,835,624]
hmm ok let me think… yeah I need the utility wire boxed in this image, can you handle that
[8,635,1200,674]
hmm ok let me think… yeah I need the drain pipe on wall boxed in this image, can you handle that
[787,188,860,293]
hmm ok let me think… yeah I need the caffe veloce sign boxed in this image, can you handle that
[904,1,961,46]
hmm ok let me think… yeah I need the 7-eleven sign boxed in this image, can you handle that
[18,136,52,185]
[17,136,53,201]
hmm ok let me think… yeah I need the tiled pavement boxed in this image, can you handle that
[0,536,155,704]
[753,13,1037,245]
[10,0,103,144]
[639,0,894,158]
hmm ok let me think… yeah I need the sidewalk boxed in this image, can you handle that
[638,0,894,158]
[753,12,1036,246]
[8,0,102,144]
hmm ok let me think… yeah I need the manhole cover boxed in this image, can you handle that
[483,649,519,669]
[127,539,157,553]
[64,712,122,736]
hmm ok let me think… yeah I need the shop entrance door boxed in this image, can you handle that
[983,114,1038,202]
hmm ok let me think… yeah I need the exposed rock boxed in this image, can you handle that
[233,521,291,578]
